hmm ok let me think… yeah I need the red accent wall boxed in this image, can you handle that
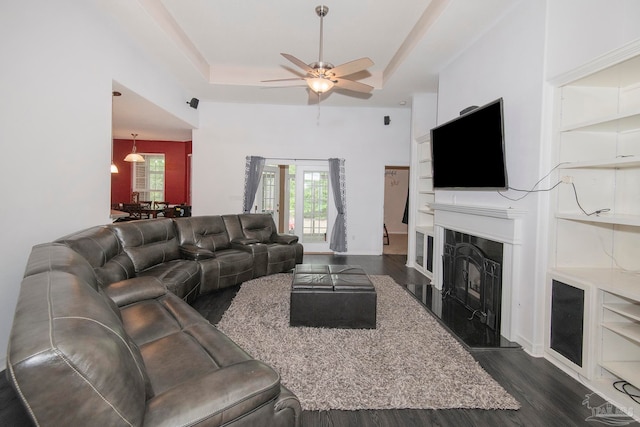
[111,139,192,205]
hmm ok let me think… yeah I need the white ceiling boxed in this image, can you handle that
[106,0,515,141]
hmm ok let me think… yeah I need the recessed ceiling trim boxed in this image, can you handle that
[383,0,451,86]
[138,0,210,81]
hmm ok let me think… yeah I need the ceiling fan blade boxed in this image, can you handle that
[333,78,374,94]
[281,53,315,75]
[261,77,306,83]
[330,58,374,77]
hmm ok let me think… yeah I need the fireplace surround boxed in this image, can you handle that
[430,203,526,342]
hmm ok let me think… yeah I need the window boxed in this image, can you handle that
[132,154,165,202]
[261,169,276,215]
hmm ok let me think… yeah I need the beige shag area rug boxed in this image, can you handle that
[216,273,520,411]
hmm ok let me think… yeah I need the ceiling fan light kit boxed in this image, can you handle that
[308,77,334,93]
[262,5,374,99]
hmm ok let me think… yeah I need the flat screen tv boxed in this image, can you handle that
[430,98,508,190]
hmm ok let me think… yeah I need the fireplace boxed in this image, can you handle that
[429,203,526,343]
[443,230,503,331]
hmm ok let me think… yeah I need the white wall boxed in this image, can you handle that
[0,0,196,365]
[545,0,640,80]
[433,0,640,354]
[192,103,411,255]
[435,0,547,352]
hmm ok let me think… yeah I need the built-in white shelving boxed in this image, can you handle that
[408,134,434,278]
[546,52,640,419]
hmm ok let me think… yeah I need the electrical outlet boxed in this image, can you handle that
[561,176,573,184]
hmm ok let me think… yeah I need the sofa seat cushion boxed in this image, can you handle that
[198,249,254,293]
[140,322,254,395]
[143,360,283,427]
[117,292,279,415]
[119,292,207,345]
[137,259,200,303]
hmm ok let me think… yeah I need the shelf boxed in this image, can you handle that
[551,54,640,421]
[589,376,640,421]
[559,157,640,169]
[416,134,430,144]
[550,268,640,301]
[561,108,640,133]
[600,361,640,389]
[555,212,640,227]
[602,323,640,345]
[415,225,434,234]
[604,303,640,322]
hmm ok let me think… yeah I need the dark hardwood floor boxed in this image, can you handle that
[1,254,630,426]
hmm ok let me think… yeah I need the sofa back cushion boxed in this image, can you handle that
[55,226,135,286]
[110,219,181,273]
[7,270,150,426]
[23,243,99,291]
[174,216,231,251]
[236,214,277,244]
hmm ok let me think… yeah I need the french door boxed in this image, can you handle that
[260,162,334,252]
[293,165,333,252]
[255,165,279,226]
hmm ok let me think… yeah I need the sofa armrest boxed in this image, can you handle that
[103,276,167,307]
[179,244,216,261]
[230,238,260,246]
[143,360,281,427]
[272,233,299,245]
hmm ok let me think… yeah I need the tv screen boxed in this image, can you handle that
[431,98,508,190]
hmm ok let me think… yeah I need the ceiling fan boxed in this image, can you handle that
[262,5,374,98]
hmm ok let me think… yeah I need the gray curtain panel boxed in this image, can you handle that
[242,156,265,213]
[328,158,347,252]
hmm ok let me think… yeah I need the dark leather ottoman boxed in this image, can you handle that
[290,264,377,329]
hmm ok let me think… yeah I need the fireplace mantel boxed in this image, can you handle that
[429,202,527,342]
[429,203,526,220]
[430,203,527,245]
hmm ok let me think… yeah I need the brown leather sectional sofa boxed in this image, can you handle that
[6,213,303,426]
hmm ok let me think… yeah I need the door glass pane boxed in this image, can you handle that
[303,170,328,242]
[261,171,276,215]
[288,165,296,234]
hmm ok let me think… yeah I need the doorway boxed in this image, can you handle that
[257,161,334,253]
[383,166,409,255]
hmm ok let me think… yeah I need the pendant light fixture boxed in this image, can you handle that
[124,133,144,162]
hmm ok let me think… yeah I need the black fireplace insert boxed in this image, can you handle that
[443,230,503,331]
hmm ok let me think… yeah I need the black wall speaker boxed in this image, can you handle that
[550,280,584,367]
[384,116,390,125]
[460,105,478,115]
[187,98,199,109]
